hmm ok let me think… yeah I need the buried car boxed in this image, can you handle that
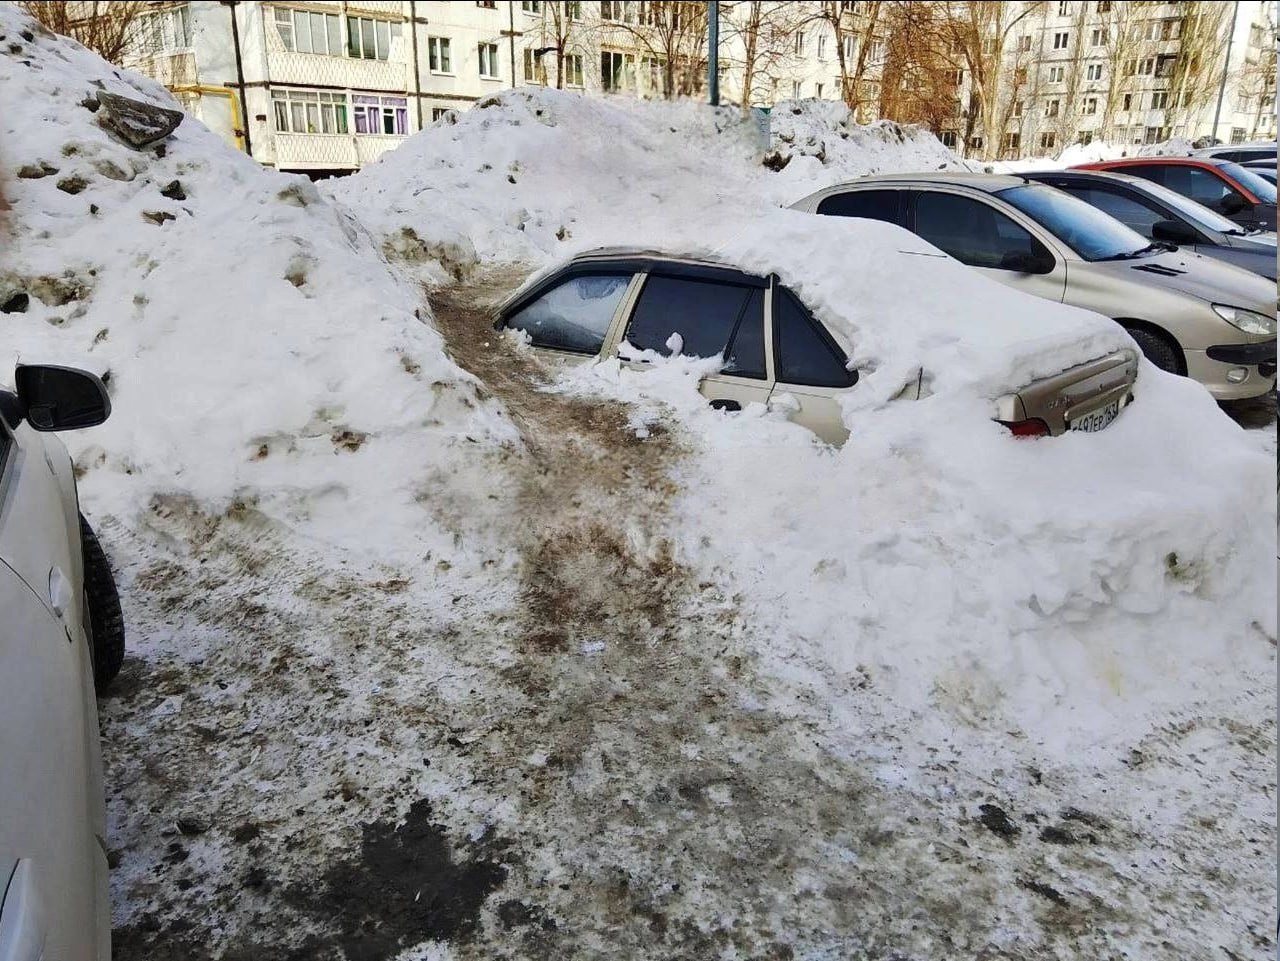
[494,214,1140,446]
[0,365,121,961]
[790,174,1276,400]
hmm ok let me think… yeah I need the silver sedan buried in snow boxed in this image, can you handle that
[493,247,1137,445]
[0,365,121,961]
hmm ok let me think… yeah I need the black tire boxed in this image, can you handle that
[1124,326,1183,375]
[80,514,124,691]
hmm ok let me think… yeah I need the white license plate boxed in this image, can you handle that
[1070,399,1120,433]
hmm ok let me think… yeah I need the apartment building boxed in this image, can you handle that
[118,2,1274,171]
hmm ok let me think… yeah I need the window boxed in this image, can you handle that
[1159,165,1244,211]
[1063,185,1170,238]
[602,50,625,91]
[1049,66,1064,82]
[1058,0,1070,13]
[523,0,542,10]
[1150,91,1168,109]
[869,39,885,61]
[1090,28,1104,46]
[144,4,191,52]
[773,287,855,388]
[1230,128,1247,145]
[1053,31,1069,49]
[479,42,500,79]
[842,35,856,61]
[275,7,341,56]
[1155,54,1175,78]
[347,16,400,61]
[601,0,624,19]
[432,107,451,121]
[565,53,584,86]
[352,94,408,135]
[1039,132,1056,150]
[564,1,582,20]
[941,130,958,147]
[428,36,452,73]
[1018,35,1032,52]
[815,82,824,98]
[795,30,806,56]
[913,192,1041,271]
[969,134,984,149]
[477,0,497,7]
[815,189,903,225]
[1122,93,1133,110]
[523,48,544,83]
[1139,57,1155,75]
[1097,0,1112,10]
[272,89,349,135]
[1013,66,1027,85]
[1005,132,1023,154]
[1012,99,1023,117]
[793,80,802,98]
[507,274,630,353]
[1082,96,1097,114]
[623,275,766,378]
[1086,63,1102,81]
[982,38,998,55]
[1045,99,1060,118]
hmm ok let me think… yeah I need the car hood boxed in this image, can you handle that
[1083,249,1276,314]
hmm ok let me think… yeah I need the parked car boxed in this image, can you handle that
[1020,168,1277,280]
[1074,157,1277,231]
[0,364,121,961]
[1193,142,1277,164]
[790,173,1276,399]
[496,244,1139,444]
[1241,159,1277,184]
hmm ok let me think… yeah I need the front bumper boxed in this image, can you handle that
[1186,339,1277,399]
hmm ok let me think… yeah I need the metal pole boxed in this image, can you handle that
[708,1,719,106]
[220,1,252,157]
[409,0,423,129]
[508,1,517,88]
[1212,0,1241,144]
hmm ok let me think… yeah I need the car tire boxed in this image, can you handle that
[1124,326,1183,375]
[80,514,124,691]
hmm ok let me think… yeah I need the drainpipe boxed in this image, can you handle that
[409,0,423,129]
[508,1,517,88]
[220,0,252,157]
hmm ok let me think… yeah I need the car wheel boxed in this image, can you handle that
[80,514,125,691]
[1123,326,1183,375]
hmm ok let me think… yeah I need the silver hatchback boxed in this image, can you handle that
[791,173,1277,400]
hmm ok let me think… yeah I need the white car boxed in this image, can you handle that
[0,365,120,961]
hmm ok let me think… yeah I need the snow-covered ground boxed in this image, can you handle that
[2,6,1275,960]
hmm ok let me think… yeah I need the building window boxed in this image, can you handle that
[1045,99,1060,118]
[347,16,401,61]
[794,30,806,56]
[600,0,624,20]
[816,82,824,97]
[1155,54,1176,77]
[1150,91,1168,109]
[1086,63,1102,81]
[969,134,984,149]
[1040,131,1056,150]
[1003,132,1021,154]
[1053,31,1069,50]
[1049,65,1064,82]
[1012,99,1023,117]
[941,130,957,147]
[274,7,341,56]
[1122,93,1133,110]
[1013,66,1027,85]
[428,36,452,73]
[272,89,348,135]
[1018,34,1032,52]
[432,107,451,121]
[1082,96,1097,114]
[1090,28,1104,46]
[1097,1,1111,11]
[869,39,885,61]
[842,35,855,61]
[143,4,191,53]
[602,50,625,91]
[565,53,584,86]
[817,34,827,59]
[793,80,802,98]
[1143,126,1166,144]
[522,0,542,11]
[523,47,544,83]
[1077,130,1093,145]
[1231,127,1248,144]
[1058,1,1070,14]
[353,94,408,135]
[564,1,582,20]
[477,0,497,7]
[982,37,998,55]
[478,42,500,78]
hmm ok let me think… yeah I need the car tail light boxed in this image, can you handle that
[1001,418,1051,438]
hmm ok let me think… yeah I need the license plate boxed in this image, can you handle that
[1070,399,1120,433]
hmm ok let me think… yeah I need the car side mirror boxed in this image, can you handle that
[1001,247,1055,275]
[1151,219,1199,245]
[13,365,111,431]
[1220,193,1248,214]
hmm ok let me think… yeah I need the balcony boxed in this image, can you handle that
[272,132,405,171]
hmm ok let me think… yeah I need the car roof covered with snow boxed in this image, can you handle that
[512,209,1131,403]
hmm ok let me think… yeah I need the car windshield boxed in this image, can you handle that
[997,183,1151,260]
[1128,177,1245,233]
[1221,161,1278,203]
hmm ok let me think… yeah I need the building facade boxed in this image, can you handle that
[118,1,1277,173]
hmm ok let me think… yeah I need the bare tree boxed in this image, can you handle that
[543,1,585,89]
[1048,3,1089,150]
[19,1,151,65]
[1165,1,1231,135]
[804,0,884,120]
[598,1,707,98]
[721,1,808,109]
[877,1,961,136]
[1238,13,1279,139]
[1096,1,1146,141]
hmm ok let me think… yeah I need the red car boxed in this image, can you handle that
[1074,157,1277,232]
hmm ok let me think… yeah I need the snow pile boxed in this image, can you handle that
[0,7,513,558]
[329,88,964,282]
[999,136,1199,172]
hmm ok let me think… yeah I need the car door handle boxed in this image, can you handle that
[709,399,741,412]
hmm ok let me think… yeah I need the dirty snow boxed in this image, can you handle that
[2,5,1275,960]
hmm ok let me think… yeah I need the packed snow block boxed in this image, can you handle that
[95,92,182,150]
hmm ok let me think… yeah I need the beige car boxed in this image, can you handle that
[1,365,120,961]
[791,173,1277,401]
[496,249,1137,444]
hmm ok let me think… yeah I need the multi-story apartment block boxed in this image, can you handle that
[115,1,1275,172]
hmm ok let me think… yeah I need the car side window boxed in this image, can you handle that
[505,273,632,353]
[1118,164,1167,187]
[773,286,856,389]
[912,192,1038,270]
[1164,165,1240,210]
[624,275,766,378]
[815,189,904,225]
[1069,186,1168,238]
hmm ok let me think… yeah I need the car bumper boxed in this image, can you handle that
[1186,339,1278,399]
